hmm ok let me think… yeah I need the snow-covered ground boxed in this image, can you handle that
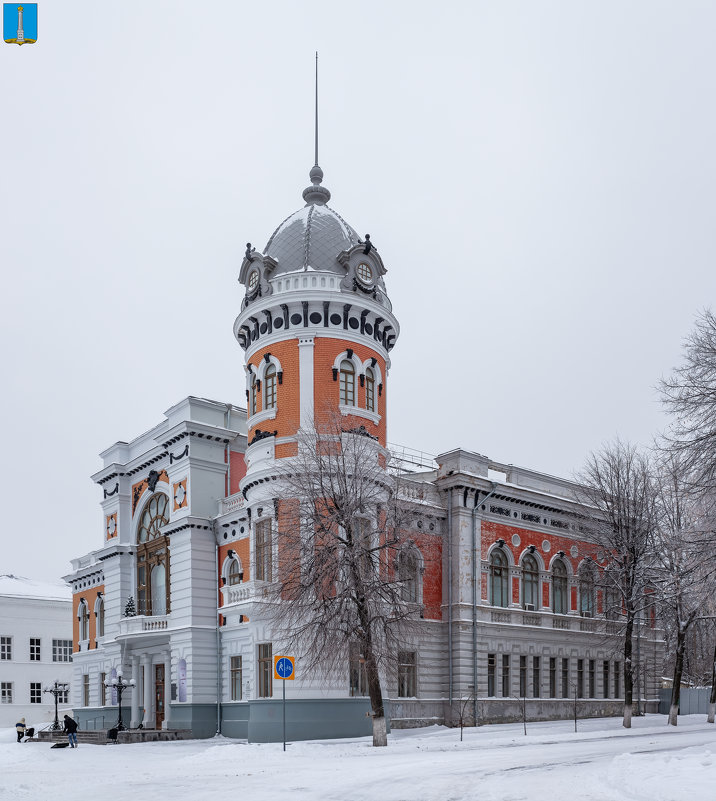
[2,715,715,801]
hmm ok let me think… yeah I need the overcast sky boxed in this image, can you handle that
[2,1,715,583]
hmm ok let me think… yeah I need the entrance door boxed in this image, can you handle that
[155,664,165,729]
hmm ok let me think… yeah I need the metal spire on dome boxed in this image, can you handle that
[303,51,331,206]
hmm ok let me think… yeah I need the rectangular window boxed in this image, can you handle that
[577,659,584,699]
[501,654,510,697]
[258,643,272,698]
[589,659,596,698]
[0,636,11,660]
[100,673,106,706]
[533,656,540,698]
[349,643,368,697]
[487,654,496,697]
[0,682,12,703]
[30,682,42,704]
[614,661,621,699]
[603,661,610,699]
[58,687,69,704]
[255,519,272,583]
[398,651,417,698]
[30,638,41,662]
[230,656,243,701]
[52,639,73,662]
[549,657,556,698]
[519,655,527,698]
[562,658,569,698]
[83,674,90,707]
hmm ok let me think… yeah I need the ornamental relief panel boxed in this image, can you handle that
[131,469,169,515]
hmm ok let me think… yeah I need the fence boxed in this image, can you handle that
[658,687,712,715]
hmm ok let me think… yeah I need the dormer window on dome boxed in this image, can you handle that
[357,263,373,286]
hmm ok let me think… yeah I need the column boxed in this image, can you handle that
[130,655,141,728]
[142,654,155,728]
[298,336,314,429]
[162,649,172,730]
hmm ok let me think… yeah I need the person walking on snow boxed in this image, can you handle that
[15,717,26,743]
[63,714,78,748]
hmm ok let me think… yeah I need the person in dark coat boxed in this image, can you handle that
[15,717,26,743]
[63,714,78,748]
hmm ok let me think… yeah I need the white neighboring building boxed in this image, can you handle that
[0,575,73,728]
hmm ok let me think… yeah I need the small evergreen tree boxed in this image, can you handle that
[124,596,137,617]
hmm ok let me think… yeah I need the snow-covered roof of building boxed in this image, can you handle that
[0,574,71,602]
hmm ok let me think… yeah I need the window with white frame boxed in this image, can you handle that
[579,562,596,617]
[0,682,12,703]
[250,373,258,416]
[230,655,243,700]
[1,635,12,660]
[365,367,375,412]
[264,364,277,410]
[30,683,42,704]
[521,553,539,609]
[78,600,90,641]
[58,687,69,704]
[339,359,355,406]
[30,638,40,661]
[397,651,417,697]
[100,673,106,706]
[53,639,72,662]
[227,557,243,586]
[398,547,420,603]
[255,519,272,582]
[552,558,568,615]
[258,644,272,698]
[489,549,509,607]
[96,597,105,638]
[83,675,90,706]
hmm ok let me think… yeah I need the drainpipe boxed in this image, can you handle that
[447,488,453,710]
[215,526,222,736]
[225,404,232,497]
[472,484,497,727]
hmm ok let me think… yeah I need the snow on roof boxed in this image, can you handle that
[0,574,71,602]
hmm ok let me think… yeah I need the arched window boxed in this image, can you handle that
[603,571,620,620]
[95,596,105,638]
[264,364,277,410]
[227,557,243,586]
[552,558,568,615]
[136,493,170,616]
[78,600,89,641]
[340,360,355,406]
[398,548,420,603]
[250,373,258,416]
[365,367,375,412]
[522,553,539,610]
[579,561,596,617]
[489,548,509,607]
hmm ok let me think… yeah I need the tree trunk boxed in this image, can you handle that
[623,615,634,728]
[668,626,687,726]
[708,644,716,724]
[364,651,387,746]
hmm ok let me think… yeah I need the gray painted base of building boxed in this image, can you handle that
[73,706,130,731]
[221,698,385,743]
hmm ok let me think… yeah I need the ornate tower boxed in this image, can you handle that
[234,163,399,502]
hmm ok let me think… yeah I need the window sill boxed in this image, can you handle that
[339,405,381,425]
[248,407,277,427]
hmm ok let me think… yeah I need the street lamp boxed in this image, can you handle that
[104,672,136,731]
[43,680,70,731]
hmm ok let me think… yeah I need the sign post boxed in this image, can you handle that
[274,655,295,751]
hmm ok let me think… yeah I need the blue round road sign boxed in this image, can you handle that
[276,657,294,679]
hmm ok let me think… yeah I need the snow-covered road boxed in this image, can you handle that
[1,715,715,801]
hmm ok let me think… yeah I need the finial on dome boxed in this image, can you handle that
[302,52,331,205]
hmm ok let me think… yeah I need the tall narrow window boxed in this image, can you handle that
[519,655,527,697]
[579,562,596,617]
[489,549,509,607]
[533,656,541,698]
[264,364,277,410]
[97,598,105,638]
[561,658,569,698]
[30,638,40,661]
[549,657,556,698]
[30,683,42,704]
[365,367,375,412]
[83,675,90,706]
[100,673,106,706]
[398,548,419,603]
[339,360,355,406]
[250,374,258,416]
[577,659,584,698]
[258,643,272,698]
[589,659,596,698]
[522,554,539,609]
[136,493,171,617]
[349,643,368,697]
[487,654,496,697]
[79,601,89,641]
[603,660,610,699]
[603,571,620,620]
[552,559,568,614]
[0,682,12,703]
[230,656,243,700]
[501,654,510,697]
[398,651,417,698]
[614,661,621,699]
[255,519,272,582]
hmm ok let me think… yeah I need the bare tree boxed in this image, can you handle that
[651,454,716,725]
[267,412,425,747]
[660,308,716,491]
[578,440,657,728]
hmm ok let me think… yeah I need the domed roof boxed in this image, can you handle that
[263,165,362,276]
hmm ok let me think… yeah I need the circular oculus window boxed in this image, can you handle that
[356,263,373,285]
[248,270,259,291]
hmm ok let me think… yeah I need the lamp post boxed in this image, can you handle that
[104,673,135,731]
[43,681,70,731]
